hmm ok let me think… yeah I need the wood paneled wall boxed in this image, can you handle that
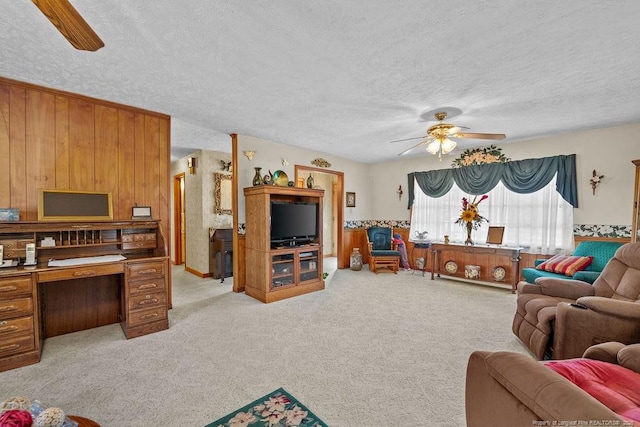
[0,77,170,245]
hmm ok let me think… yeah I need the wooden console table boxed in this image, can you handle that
[0,220,169,372]
[430,243,521,293]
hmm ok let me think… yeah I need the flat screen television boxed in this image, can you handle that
[270,202,318,245]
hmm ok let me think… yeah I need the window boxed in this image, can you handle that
[409,175,574,253]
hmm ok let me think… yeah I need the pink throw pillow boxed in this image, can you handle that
[536,254,593,276]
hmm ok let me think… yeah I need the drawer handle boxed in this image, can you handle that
[138,283,158,290]
[140,313,159,320]
[73,270,96,277]
[0,286,18,292]
[137,268,158,275]
[138,298,159,306]
[0,325,18,333]
[135,243,144,247]
[0,306,18,313]
[0,344,20,351]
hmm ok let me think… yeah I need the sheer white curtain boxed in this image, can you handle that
[409,175,574,253]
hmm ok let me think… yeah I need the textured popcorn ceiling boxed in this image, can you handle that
[1,1,640,163]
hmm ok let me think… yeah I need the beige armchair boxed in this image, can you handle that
[512,242,640,359]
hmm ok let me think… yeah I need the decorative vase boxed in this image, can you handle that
[263,169,273,185]
[350,247,363,271]
[252,167,262,186]
[307,173,314,189]
[465,222,474,246]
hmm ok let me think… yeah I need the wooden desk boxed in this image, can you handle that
[430,243,521,293]
[0,221,170,372]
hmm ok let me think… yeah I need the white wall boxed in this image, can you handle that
[370,122,640,226]
[236,134,372,223]
[170,149,233,274]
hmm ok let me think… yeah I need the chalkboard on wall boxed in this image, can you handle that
[38,189,113,221]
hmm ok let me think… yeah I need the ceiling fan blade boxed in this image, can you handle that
[456,132,506,140]
[446,126,469,134]
[389,136,427,144]
[397,139,432,156]
[32,0,104,51]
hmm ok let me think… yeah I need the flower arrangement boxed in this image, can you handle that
[590,169,604,195]
[451,145,510,168]
[455,195,489,230]
[455,195,488,245]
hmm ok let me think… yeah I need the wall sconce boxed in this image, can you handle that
[397,185,403,201]
[590,169,604,195]
[187,157,196,174]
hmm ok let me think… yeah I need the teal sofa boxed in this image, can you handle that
[521,240,624,284]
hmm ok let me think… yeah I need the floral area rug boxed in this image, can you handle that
[206,388,328,427]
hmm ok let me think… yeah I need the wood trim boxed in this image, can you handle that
[294,165,345,268]
[231,133,244,292]
[184,265,211,278]
[0,76,170,119]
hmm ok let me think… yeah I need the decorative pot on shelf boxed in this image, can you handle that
[307,173,314,189]
[350,248,363,271]
[252,167,263,186]
[465,222,474,246]
[263,170,273,185]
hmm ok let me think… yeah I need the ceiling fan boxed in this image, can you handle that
[391,112,506,160]
[32,0,104,51]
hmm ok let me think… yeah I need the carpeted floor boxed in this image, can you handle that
[0,260,530,426]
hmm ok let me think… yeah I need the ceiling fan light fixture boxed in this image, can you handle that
[425,140,441,154]
[441,138,457,154]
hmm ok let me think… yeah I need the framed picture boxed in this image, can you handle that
[346,192,356,207]
[132,206,152,219]
[38,189,113,221]
[486,226,505,245]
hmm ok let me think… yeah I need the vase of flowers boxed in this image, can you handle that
[455,195,488,245]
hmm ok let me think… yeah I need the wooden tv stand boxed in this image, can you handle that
[0,220,169,372]
[243,186,325,303]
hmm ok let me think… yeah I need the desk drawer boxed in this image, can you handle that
[0,277,32,298]
[127,306,167,327]
[128,291,166,311]
[122,241,157,250]
[122,233,156,250]
[122,233,156,242]
[128,278,166,295]
[127,261,166,280]
[0,334,35,357]
[0,316,34,337]
[0,239,34,260]
[0,298,33,321]
[37,263,124,282]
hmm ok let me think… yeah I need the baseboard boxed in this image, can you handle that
[184,265,211,278]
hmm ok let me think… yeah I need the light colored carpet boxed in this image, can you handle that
[0,260,530,426]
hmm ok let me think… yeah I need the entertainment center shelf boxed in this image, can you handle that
[244,186,324,303]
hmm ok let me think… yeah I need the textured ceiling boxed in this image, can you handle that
[1,1,640,163]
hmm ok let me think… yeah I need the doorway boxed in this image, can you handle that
[294,165,345,269]
[173,172,186,265]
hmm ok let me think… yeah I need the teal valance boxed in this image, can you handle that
[407,154,578,208]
